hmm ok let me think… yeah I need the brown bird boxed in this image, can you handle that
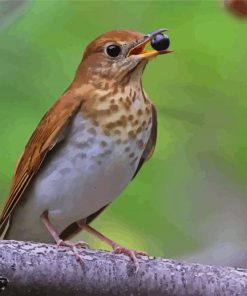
[0,29,172,270]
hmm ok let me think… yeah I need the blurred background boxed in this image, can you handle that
[0,0,247,268]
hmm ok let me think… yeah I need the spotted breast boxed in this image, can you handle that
[5,80,153,243]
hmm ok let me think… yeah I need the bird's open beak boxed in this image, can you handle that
[127,28,173,59]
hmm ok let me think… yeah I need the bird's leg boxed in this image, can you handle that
[41,211,88,262]
[77,220,147,271]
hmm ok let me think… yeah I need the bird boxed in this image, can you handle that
[0,28,172,270]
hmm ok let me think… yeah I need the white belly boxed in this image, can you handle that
[7,112,151,242]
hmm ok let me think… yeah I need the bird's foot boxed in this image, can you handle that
[111,243,148,272]
[73,240,90,249]
[77,223,147,272]
[56,239,89,262]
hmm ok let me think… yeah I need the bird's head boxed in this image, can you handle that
[74,29,172,86]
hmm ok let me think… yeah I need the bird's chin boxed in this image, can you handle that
[125,59,147,79]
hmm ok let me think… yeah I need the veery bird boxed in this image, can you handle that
[0,29,172,270]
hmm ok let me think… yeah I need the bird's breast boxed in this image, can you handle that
[30,97,152,229]
[6,89,153,241]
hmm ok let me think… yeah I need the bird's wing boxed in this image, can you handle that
[0,91,83,235]
[131,103,157,179]
[60,104,157,241]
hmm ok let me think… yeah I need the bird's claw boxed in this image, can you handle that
[73,240,90,249]
[56,239,88,262]
[112,243,148,272]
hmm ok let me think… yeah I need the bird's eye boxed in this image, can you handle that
[106,44,121,58]
[151,33,170,51]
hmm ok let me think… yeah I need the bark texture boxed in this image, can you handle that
[0,240,247,296]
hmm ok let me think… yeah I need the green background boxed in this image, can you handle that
[1,0,247,266]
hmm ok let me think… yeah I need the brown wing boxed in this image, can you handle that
[60,104,158,240]
[0,91,83,235]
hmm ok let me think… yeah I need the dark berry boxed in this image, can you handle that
[151,33,170,51]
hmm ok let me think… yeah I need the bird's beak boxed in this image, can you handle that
[127,28,173,59]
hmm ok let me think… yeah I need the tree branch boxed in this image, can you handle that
[0,240,247,296]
